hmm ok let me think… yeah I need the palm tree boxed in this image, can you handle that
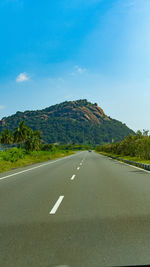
[13,121,30,144]
[25,130,41,152]
[0,129,13,149]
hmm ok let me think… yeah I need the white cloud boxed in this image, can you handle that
[16,72,30,83]
[75,65,87,74]
[70,65,87,75]
[0,105,5,110]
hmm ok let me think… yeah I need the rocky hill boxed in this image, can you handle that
[0,99,135,145]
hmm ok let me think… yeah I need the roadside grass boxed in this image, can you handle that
[0,150,74,173]
[97,151,150,165]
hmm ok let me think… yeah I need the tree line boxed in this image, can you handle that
[0,121,93,152]
[0,121,41,151]
[96,130,150,160]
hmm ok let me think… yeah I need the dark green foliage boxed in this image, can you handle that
[14,121,32,143]
[24,130,41,152]
[0,122,41,152]
[96,130,150,160]
[58,144,91,150]
[0,99,134,145]
[0,129,13,145]
[40,144,54,151]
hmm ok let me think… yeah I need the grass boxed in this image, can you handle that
[97,151,150,165]
[0,150,74,173]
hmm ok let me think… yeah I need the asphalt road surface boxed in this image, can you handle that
[1,151,150,267]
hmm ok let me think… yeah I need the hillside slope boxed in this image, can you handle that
[0,99,135,145]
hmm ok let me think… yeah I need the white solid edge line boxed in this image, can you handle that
[71,174,76,180]
[49,196,64,214]
[0,152,83,181]
[109,157,150,174]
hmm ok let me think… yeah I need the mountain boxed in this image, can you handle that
[0,99,135,145]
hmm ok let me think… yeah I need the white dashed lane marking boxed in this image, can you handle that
[71,174,76,180]
[49,196,64,215]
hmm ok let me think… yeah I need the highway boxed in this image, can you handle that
[1,151,150,267]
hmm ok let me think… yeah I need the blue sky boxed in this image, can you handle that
[0,0,150,131]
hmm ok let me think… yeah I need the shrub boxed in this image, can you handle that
[40,144,54,151]
[96,131,150,160]
[1,148,25,162]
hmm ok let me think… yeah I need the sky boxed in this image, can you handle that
[0,0,150,132]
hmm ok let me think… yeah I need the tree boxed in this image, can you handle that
[0,129,13,146]
[24,130,41,152]
[143,129,149,136]
[13,121,30,144]
[136,130,142,137]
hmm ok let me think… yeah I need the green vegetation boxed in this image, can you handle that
[98,151,150,165]
[0,99,134,145]
[0,148,73,173]
[0,122,74,173]
[96,130,150,163]
[58,144,93,151]
[0,129,13,145]
[0,121,41,152]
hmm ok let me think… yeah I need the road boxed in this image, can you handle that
[1,151,150,267]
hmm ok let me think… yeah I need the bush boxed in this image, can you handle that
[96,131,150,160]
[24,131,41,152]
[1,148,25,162]
[40,144,54,151]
